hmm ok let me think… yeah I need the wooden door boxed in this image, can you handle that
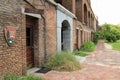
[26,16,34,67]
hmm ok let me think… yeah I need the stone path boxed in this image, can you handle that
[104,43,112,49]
[38,41,120,80]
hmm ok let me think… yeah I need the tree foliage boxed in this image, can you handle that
[93,23,120,43]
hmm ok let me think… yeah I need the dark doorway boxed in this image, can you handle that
[80,30,83,45]
[61,20,70,51]
[84,4,87,26]
[76,29,79,50]
[26,15,37,67]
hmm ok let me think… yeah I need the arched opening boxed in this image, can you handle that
[61,20,70,52]
[76,28,79,50]
[84,4,87,26]
[88,11,90,27]
[80,30,83,44]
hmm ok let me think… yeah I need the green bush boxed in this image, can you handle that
[80,41,95,52]
[44,52,81,71]
[72,50,89,57]
[1,75,44,80]
[93,23,120,43]
[93,31,105,43]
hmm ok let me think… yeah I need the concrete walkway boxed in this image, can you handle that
[37,41,120,80]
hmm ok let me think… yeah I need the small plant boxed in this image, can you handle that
[44,52,81,71]
[22,75,44,80]
[80,41,95,52]
[72,50,89,57]
[1,75,44,80]
[3,75,19,80]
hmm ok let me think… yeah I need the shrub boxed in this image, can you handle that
[93,31,104,43]
[72,50,89,57]
[44,52,81,71]
[93,23,120,43]
[80,41,95,52]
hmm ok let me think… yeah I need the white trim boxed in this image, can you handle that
[21,7,41,18]
[56,10,73,52]
[47,0,57,5]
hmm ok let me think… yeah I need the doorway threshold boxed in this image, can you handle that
[27,67,40,75]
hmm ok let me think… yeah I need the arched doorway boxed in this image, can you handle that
[61,20,70,52]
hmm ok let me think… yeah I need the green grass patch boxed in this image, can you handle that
[80,41,95,52]
[44,52,81,71]
[72,50,89,57]
[108,40,120,51]
[1,75,44,80]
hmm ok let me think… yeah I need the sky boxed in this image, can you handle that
[91,0,120,25]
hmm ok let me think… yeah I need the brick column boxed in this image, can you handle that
[62,0,76,14]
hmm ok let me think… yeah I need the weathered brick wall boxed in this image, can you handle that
[73,20,77,50]
[73,20,84,50]
[26,0,57,61]
[44,2,57,58]
[0,0,26,77]
[62,0,76,14]
[0,0,57,77]
[24,0,46,67]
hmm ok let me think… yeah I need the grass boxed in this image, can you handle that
[72,50,89,57]
[44,52,81,71]
[108,40,120,51]
[1,75,45,80]
[80,41,95,52]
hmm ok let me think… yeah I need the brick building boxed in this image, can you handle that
[0,0,98,77]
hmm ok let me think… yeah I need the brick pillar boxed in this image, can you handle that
[62,0,76,14]
[72,0,76,14]
[82,1,85,24]
[76,0,82,22]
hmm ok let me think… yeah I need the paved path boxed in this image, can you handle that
[40,41,120,80]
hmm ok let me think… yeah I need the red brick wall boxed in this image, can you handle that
[0,0,26,77]
[73,20,84,50]
[62,0,76,14]
[44,2,57,58]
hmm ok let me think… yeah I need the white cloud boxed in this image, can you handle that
[91,0,120,25]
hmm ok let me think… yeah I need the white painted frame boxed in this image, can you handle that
[57,10,73,52]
